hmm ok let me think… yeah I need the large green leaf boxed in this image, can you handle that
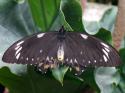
[95,28,112,44]
[52,67,69,85]
[0,0,36,74]
[27,0,61,31]
[83,4,117,34]
[95,67,120,93]
[118,78,125,93]
[61,0,84,31]
[119,48,125,64]
[100,6,117,32]
[14,0,25,4]
[0,66,84,93]
[80,69,100,92]
[49,10,73,31]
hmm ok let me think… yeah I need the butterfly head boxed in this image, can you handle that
[57,26,66,41]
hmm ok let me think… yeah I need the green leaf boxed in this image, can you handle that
[119,48,125,64]
[27,0,61,31]
[83,5,117,34]
[80,69,100,92]
[100,6,117,32]
[118,78,125,93]
[49,10,73,31]
[0,66,83,93]
[61,0,84,31]
[14,0,25,4]
[52,66,69,85]
[95,67,121,93]
[119,48,125,75]
[95,28,112,44]
[0,0,35,74]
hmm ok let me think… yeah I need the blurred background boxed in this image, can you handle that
[88,0,118,5]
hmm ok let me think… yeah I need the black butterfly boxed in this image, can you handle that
[2,26,121,74]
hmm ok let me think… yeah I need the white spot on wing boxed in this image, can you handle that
[26,57,28,61]
[103,55,108,62]
[39,69,42,71]
[38,63,43,67]
[51,57,53,60]
[70,59,73,63]
[82,70,84,72]
[66,58,68,61]
[32,58,34,61]
[101,42,109,48]
[15,46,20,50]
[80,34,88,39]
[46,56,49,60]
[74,59,77,63]
[88,61,91,64]
[37,33,45,38]
[15,47,22,55]
[16,53,20,59]
[80,51,83,55]
[17,41,24,46]
[40,50,42,53]
[104,47,110,52]
[94,60,96,63]
[102,49,109,58]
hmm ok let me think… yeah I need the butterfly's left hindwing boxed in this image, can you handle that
[2,32,58,65]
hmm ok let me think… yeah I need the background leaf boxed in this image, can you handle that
[52,67,69,85]
[0,66,84,93]
[95,67,120,93]
[95,28,112,44]
[61,0,84,31]
[83,4,117,34]
[27,0,61,31]
[119,48,125,64]
[0,0,35,75]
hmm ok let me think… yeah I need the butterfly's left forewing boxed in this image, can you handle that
[2,32,58,65]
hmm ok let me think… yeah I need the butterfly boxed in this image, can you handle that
[2,26,121,74]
